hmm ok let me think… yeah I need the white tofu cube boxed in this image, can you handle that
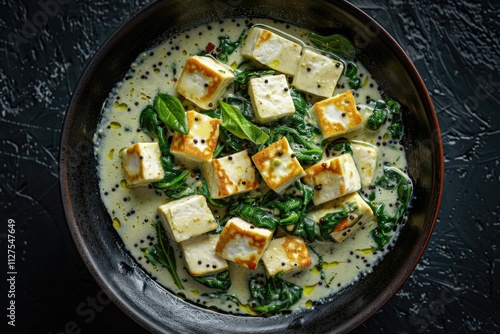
[351,143,379,187]
[202,150,259,199]
[261,236,311,277]
[170,110,220,166]
[303,153,361,205]
[176,56,234,109]
[158,195,218,242]
[180,234,228,276]
[308,90,363,139]
[215,217,273,270]
[248,74,295,123]
[308,192,374,242]
[252,137,306,193]
[292,49,344,98]
[242,27,302,76]
[121,142,164,187]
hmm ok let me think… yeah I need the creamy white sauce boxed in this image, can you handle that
[94,18,408,315]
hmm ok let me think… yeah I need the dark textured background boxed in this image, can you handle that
[1,0,499,333]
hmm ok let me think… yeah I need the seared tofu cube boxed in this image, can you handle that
[248,74,295,123]
[261,236,311,276]
[202,150,259,199]
[215,217,273,270]
[176,56,234,109]
[252,137,306,193]
[351,143,379,187]
[292,49,344,98]
[303,154,361,205]
[242,27,302,76]
[122,142,164,187]
[170,110,220,166]
[158,195,218,242]
[180,234,228,276]
[308,90,363,139]
[308,192,374,242]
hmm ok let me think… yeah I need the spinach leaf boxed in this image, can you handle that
[145,222,184,289]
[267,196,302,216]
[230,202,277,230]
[282,88,320,139]
[219,100,269,145]
[294,181,314,206]
[224,96,254,120]
[216,29,247,63]
[194,270,231,290]
[196,178,226,208]
[326,139,353,156]
[319,210,349,240]
[234,69,275,84]
[249,274,303,313]
[139,105,160,138]
[344,62,362,90]
[365,98,403,139]
[292,214,316,243]
[370,166,413,249]
[308,246,326,280]
[309,32,356,59]
[154,93,189,134]
[366,100,389,131]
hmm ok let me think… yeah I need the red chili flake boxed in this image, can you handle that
[205,42,215,53]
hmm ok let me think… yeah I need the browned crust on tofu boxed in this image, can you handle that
[256,29,273,48]
[215,221,270,270]
[282,236,311,267]
[176,57,227,103]
[252,137,304,191]
[315,90,363,137]
[304,158,348,197]
[170,110,220,161]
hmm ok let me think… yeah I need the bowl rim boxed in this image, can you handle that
[59,0,444,332]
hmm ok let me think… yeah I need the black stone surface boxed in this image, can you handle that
[1,0,498,333]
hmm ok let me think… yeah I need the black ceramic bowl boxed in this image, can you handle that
[60,0,444,333]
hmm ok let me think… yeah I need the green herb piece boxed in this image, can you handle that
[308,246,326,280]
[326,139,353,156]
[295,181,314,206]
[224,96,254,120]
[370,166,413,249]
[279,212,299,225]
[219,101,269,145]
[366,103,388,131]
[194,270,231,290]
[196,179,226,208]
[291,214,316,243]
[219,127,243,152]
[282,88,320,139]
[216,29,247,63]
[268,196,302,216]
[365,98,403,139]
[234,69,275,84]
[344,62,362,90]
[156,126,170,156]
[153,169,190,190]
[319,210,349,240]
[145,222,184,289]
[139,105,160,138]
[230,202,277,230]
[248,274,303,313]
[154,93,189,134]
[309,32,356,59]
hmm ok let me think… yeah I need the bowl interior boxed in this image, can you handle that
[60,0,443,333]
